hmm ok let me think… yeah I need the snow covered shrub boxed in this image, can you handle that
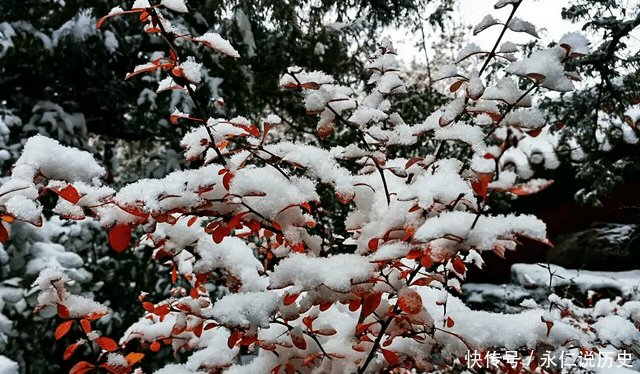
[0,0,638,373]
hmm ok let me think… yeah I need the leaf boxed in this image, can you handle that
[227,330,242,349]
[187,216,198,227]
[171,266,177,284]
[368,238,380,252]
[449,79,466,93]
[57,304,71,319]
[70,361,95,374]
[55,320,74,340]
[471,172,494,201]
[64,342,83,360]
[0,223,8,244]
[419,255,433,268]
[57,185,81,204]
[452,258,466,275]
[142,302,155,312]
[96,336,118,352]
[527,73,546,82]
[150,341,161,352]
[397,288,423,315]
[360,292,382,320]
[290,330,307,350]
[80,319,91,334]
[222,172,234,190]
[125,352,144,366]
[154,304,171,316]
[283,293,299,306]
[446,316,455,328]
[507,179,554,196]
[108,224,132,253]
[541,317,554,337]
[381,348,400,365]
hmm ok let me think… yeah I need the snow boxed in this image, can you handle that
[456,43,482,63]
[270,253,375,292]
[180,57,202,84]
[482,77,533,106]
[131,0,151,9]
[161,0,188,13]
[473,14,499,35]
[193,33,240,58]
[507,17,539,38]
[559,32,590,56]
[414,211,547,251]
[208,292,279,328]
[12,135,105,183]
[506,47,574,91]
[0,356,18,374]
[593,315,640,346]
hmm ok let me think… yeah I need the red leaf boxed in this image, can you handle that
[360,292,382,320]
[187,216,198,227]
[446,316,455,328]
[142,302,155,312]
[222,172,234,190]
[70,361,95,374]
[57,304,71,319]
[55,320,74,340]
[63,342,83,360]
[96,336,118,352]
[108,224,132,253]
[348,298,361,312]
[171,266,177,284]
[80,319,91,334]
[150,341,161,352]
[290,330,307,350]
[368,238,379,252]
[271,365,281,374]
[397,288,423,315]
[190,287,199,299]
[283,293,299,306]
[452,258,466,275]
[541,317,554,337]
[57,185,81,204]
[381,348,400,365]
[154,304,171,316]
[228,330,242,349]
[419,255,433,268]
[0,223,8,244]
[471,172,493,201]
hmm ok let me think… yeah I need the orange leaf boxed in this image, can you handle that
[381,348,400,365]
[63,342,83,360]
[397,288,423,315]
[108,224,132,253]
[80,319,91,334]
[96,336,118,352]
[125,352,144,366]
[70,361,95,374]
[55,320,74,340]
[360,292,382,320]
